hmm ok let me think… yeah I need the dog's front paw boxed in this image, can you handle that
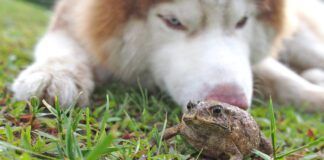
[12,64,93,107]
[302,86,324,112]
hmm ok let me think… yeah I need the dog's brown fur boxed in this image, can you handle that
[257,0,288,56]
[258,0,285,32]
[55,0,171,63]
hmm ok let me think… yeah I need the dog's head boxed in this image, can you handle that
[144,0,285,110]
[83,0,285,110]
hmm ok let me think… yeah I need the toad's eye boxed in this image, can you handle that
[235,16,248,29]
[158,14,187,31]
[211,105,223,115]
[187,101,196,111]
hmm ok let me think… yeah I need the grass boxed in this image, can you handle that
[252,100,324,160]
[0,0,323,159]
[270,98,277,159]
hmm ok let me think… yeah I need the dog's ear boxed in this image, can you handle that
[256,0,285,32]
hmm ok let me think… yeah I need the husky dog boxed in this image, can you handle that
[12,0,324,112]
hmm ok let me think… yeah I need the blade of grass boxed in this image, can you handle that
[157,113,168,155]
[34,131,59,141]
[99,95,110,139]
[5,124,14,143]
[137,79,148,109]
[54,97,62,118]
[42,100,58,116]
[65,97,81,160]
[134,138,141,154]
[66,112,75,160]
[276,137,324,159]
[29,96,41,116]
[86,133,115,160]
[252,149,272,160]
[21,126,32,150]
[43,98,64,141]
[74,111,84,159]
[85,107,92,148]
[123,110,140,131]
[269,98,277,159]
[195,148,204,160]
[73,133,84,160]
[55,141,65,159]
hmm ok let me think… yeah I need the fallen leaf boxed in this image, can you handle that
[307,129,315,139]
[19,114,33,123]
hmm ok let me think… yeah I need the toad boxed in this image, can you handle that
[163,101,273,160]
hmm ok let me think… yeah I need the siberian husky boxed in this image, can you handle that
[12,0,324,112]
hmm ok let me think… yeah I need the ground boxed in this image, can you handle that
[0,0,323,159]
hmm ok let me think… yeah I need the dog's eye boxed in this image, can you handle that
[158,14,187,31]
[235,16,248,29]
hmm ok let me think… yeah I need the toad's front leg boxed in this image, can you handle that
[163,124,182,140]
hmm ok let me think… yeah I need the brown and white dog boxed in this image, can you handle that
[12,0,324,112]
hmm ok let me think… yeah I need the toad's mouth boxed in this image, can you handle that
[183,114,230,131]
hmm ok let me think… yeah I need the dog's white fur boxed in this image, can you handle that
[12,0,324,112]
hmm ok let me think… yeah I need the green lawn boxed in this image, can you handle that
[0,0,323,159]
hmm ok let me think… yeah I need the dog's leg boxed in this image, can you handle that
[280,22,324,89]
[253,58,324,112]
[280,0,324,82]
[12,31,94,107]
[300,68,324,87]
[280,24,324,70]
